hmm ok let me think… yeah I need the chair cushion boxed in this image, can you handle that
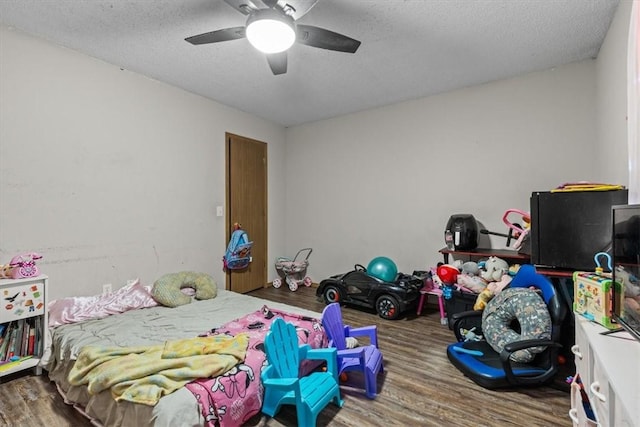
[482,287,551,363]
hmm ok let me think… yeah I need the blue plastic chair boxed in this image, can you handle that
[261,317,344,426]
[321,302,384,398]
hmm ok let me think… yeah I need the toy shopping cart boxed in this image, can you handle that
[273,248,313,291]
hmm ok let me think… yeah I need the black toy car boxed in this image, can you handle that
[316,264,423,320]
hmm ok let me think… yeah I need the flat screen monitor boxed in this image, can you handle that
[611,204,640,342]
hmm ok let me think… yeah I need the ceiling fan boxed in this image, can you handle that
[185,0,361,75]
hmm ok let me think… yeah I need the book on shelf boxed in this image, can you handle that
[0,321,12,361]
[35,317,42,356]
[20,319,29,357]
[6,323,19,360]
[27,321,35,356]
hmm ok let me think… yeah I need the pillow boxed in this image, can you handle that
[48,279,158,327]
[151,271,217,307]
[482,287,551,363]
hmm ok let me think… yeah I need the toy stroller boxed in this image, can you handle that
[272,248,313,291]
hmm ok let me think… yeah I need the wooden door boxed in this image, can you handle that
[226,133,268,293]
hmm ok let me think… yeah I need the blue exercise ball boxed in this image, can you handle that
[367,256,398,282]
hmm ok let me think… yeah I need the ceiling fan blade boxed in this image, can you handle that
[185,27,246,45]
[266,52,287,75]
[223,0,261,15]
[296,25,361,53]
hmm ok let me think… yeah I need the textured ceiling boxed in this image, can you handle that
[0,0,620,127]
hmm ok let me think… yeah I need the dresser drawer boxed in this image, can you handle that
[569,375,598,427]
[571,321,591,385]
[589,357,611,427]
[0,281,45,323]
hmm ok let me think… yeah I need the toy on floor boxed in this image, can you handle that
[316,259,423,320]
[273,248,313,291]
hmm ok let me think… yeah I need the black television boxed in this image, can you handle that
[611,204,640,342]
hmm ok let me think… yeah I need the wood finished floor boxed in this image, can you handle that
[0,286,571,427]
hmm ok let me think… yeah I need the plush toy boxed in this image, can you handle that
[460,327,483,342]
[481,256,509,283]
[430,266,443,287]
[454,261,485,292]
[509,264,521,276]
[457,274,486,293]
[461,261,480,276]
[473,274,513,311]
[0,264,12,279]
[437,264,460,285]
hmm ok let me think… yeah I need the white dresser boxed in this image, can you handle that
[570,315,640,427]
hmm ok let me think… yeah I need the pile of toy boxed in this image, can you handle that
[430,256,521,312]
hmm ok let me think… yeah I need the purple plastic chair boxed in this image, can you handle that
[321,303,384,399]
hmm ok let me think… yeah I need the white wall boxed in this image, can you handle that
[596,0,632,185]
[285,61,599,280]
[0,26,287,300]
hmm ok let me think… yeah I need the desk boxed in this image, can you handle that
[439,247,530,265]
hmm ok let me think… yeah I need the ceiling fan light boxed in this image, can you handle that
[246,10,295,54]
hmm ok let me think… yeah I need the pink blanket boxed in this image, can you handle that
[185,305,327,427]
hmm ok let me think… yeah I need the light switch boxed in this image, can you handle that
[216,206,224,217]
